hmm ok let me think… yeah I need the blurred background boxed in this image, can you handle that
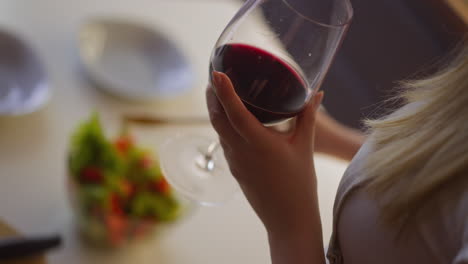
[319,0,466,128]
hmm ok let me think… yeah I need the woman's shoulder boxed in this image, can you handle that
[328,137,468,264]
[327,139,374,263]
[335,138,374,195]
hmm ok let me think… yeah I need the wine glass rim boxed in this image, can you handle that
[281,0,354,29]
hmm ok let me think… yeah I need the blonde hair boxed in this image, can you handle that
[364,40,468,226]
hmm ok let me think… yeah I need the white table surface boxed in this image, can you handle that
[0,1,349,263]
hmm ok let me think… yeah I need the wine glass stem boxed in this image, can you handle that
[196,141,220,172]
[206,141,220,157]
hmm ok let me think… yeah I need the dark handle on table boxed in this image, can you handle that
[0,234,62,260]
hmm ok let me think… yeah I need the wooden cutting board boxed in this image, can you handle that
[0,220,46,264]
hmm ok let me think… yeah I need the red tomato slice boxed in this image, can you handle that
[80,167,104,184]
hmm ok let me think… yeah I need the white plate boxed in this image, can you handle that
[0,30,50,116]
[79,18,194,101]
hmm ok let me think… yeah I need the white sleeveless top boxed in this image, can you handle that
[326,140,468,264]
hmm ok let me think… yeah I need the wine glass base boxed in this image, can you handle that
[159,134,239,206]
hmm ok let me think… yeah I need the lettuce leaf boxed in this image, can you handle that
[69,113,124,179]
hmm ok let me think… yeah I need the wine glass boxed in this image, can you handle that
[160,0,353,206]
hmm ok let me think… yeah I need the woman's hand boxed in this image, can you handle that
[207,71,325,264]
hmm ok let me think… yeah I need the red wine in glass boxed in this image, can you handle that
[211,43,309,125]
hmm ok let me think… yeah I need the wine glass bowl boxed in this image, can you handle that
[210,0,353,125]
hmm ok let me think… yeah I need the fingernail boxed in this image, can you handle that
[212,71,223,88]
[317,91,324,104]
[313,91,324,111]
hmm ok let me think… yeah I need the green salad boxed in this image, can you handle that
[68,114,180,245]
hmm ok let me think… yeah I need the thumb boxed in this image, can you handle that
[293,91,324,146]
